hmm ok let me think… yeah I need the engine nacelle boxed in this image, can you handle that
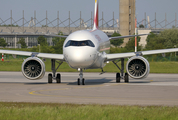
[22,57,45,80]
[126,56,150,79]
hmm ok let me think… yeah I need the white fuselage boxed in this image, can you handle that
[63,29,110,69]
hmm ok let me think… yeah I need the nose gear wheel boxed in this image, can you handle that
[78,69,85,85]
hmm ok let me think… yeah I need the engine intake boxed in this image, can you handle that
[22,57,45,80]
[126,56,150,79]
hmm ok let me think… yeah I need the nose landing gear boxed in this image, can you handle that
[78,69,85,85]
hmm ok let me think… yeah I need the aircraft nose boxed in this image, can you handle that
[64,48,96,69]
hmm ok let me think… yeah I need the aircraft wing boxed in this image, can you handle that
[106,48,178,61]
[0,50,64,61]
[109,34,148,40]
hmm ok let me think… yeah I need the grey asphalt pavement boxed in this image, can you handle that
[0,72,178,106]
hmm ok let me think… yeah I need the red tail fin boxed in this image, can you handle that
[93,0,99,30]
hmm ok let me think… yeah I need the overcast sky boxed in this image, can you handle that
[0,0,178,28]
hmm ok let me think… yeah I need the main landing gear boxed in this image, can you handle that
[48,59,63,84]
[113,58,129,83]
[78,69,85,85]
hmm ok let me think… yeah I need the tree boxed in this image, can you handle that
[124,36,141,52]
[146,32,157,43]
[17,38,27,48]
[146,37,165,50]
[146,29,178,50]
[52,39,65,54]
[172,25,176,28]
[139,24,144,28]
[51,32,66,54]
[40,46,55,53]
[37,36,48,46]
[159,29,178,49]
[0,38,7,47]
[0,24,18,27]
[145,32,158,50]
[52,32,65,46]
[42,25,48,27]
[110,47,127,53]
[110,32,124,46]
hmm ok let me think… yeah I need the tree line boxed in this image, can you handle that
[1,29,178,54]
[111,29,178,54]
[0,24,19,27]
[0,32,65,54]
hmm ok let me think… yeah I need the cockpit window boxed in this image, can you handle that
[65,40,95,47]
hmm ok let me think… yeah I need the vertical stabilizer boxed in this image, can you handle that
[93,0,99,30]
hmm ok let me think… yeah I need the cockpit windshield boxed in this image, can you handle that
[65,40,95,47]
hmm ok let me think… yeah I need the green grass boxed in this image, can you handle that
[0,102,178,120]
[149,62,178,73]
[1,58,178,73]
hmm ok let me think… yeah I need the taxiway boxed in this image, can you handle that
[0,72,178,106]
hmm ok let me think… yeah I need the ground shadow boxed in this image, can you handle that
[129,81,151,84]
[0,82,48,85]
[67,78,114,85]
[24,82,48,85]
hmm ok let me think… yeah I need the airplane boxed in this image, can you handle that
[1,0,178,85]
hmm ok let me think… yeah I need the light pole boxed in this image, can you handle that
[38,44,40,53]
[60,32,61,41]
[135,17,137,52]
[174,45,177,57]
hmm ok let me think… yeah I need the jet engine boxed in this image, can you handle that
[22,57,45,80]
[126,56,150,79]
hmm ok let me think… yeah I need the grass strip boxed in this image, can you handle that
[1,59,178,73]
[0,102,178,120]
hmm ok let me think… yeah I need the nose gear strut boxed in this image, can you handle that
[78,69,85,85]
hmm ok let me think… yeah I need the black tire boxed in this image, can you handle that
[56,73,61,83]
[82,78,85,85]
[78,78,80,85]
[124,73,129,83]
[48,74,52,83]
[116,73,120,83]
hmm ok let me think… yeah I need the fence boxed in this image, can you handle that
[137,13,178,29]
[0,10,119,34]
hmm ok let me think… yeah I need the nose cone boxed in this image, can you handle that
[64,47,96,69]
